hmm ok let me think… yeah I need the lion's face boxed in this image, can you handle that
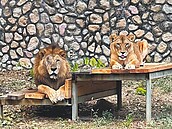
[43,54,63,80]
[110,34,135,60]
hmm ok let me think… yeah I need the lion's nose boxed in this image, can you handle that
[121,52,125,54]
[51,68,57,71]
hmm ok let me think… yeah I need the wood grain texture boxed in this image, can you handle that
[25,92,45,99]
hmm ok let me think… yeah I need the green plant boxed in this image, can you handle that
[71,62,79,72]
[123,113,133,128]
[29,68,34,78]
[136,87,146,96]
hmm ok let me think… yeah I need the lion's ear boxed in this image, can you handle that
[128,34,135,41]
[59,49,66,58]
[109,33,117,43]
[38,49,46,59]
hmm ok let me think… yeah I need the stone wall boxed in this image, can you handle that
[0,0,172,71]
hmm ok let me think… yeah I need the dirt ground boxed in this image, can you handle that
[0,70,171,129]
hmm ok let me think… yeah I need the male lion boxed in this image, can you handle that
[33,45,71,103]
[109,33,148,69]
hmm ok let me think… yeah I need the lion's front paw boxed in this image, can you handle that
[47,89,59,103]
[112,64,123,69]
[125,64,136,69]
[56,90,65,101]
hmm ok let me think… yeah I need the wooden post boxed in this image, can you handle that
[146,77,152,122]
[116,81,122,110]
[72,74,78,121]
[0,105,3,119]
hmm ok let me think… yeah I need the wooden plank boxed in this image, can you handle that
[110,63,172,73]
[25,92,45,99]
[7,92,25,100]
[91,68,111,74]
[65,78,72,98]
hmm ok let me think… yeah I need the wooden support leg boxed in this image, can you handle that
[116,80,122,110]
[72,79,78,121]
[146,78,152,122]
[0,105,3,119]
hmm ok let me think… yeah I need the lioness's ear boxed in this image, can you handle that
[109,33,117,43]
[128,34,135,41]
[59,49,66,58]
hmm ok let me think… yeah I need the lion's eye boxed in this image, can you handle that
[126,43,130,48]
[56,59,60,62]
[116,43,120,48]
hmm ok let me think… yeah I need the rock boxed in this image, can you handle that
[162,32,172,42]
[64,0,75,5]
[13,7,22,18]
[102,45,110,56]
[14,32,23,41]
[88,0,97,10]
[101,23,110,34]
[90,14,102,24]
[155,0,165,4]
[44,3,56,15]
[163,4,172,14]
[2,46,9,53]
[19,58,32,69]
[3,7,11,17]
[27,37,39,51]
[10,50,18,59]
[76,1,87,14]
[27,24,36,35]
[52,34,60,43]
[81,42,87,49]
[129,24,138,31]
[59,23,67,36]
[132,15,142,24]
[153,13,166,22]
[160,21,172,31]
[88,42,95,53]
[157,42,167,53]
[144,32,154,41]
[134,29,145,38]
[116,18,126,29]
[44,23,54,37]
[150,5,161,12]
[103,35,110,45]
[8,17,17,24]
[129,5,138,14]
[18,16,28,27]
[11,41,19,48]
[36,23,44,36]
[131,0,140,4]
[50,13,63,23]
[152,26,163,37]
[154,52,162,62]
[41,13,50,23]
[64,16,75,23]
[5,33,13,43]
[71,42,80,51]
[100,55,108,66]
[95,32,101,43]
[2,54,9,63]
[17,0,27,6]
[88,25,100,32]
[23,2,32,14]
[100,0,110,10]
[75,36,82,43]
[24,50,33,58]
[0,41,6,46]
[113,0,121,6]
[95,45,102,53]
[29,9,39,23]
[41,38,51,44]
[16,47,23,56]
[1,0,8,6]
[76,19,85,28]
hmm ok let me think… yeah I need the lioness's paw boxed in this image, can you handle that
[125,64,136,69]
[112,64,123,69]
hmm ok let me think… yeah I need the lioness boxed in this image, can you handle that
[33,45,71,103]
[109,33,148,69]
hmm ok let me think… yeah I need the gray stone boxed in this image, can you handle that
[29,9,39,23]
[153,13,166,22]
[23,2,32,14]
[155,0,165,4]
[71,42,80,51]
[20,41,26,48]
[100,0,110,10]
[18,16,28,27]
[5,33,13,43]
[163,50,170,57]
[101,22,110,34]
[10,50,18,59]
[52,34,60,43]
[27,24,36,35]
[113,0,121,6]
[160,21,172,32]
[99,55,108,66]
[129,24,138,31]
[76,1,87,14]
[2,46,9,53]
[2,54,9,63]
[88,42,95,53]
[90,14,102,24]
[144,32,154,41]
[16,47,24,56]
[17,0,27,6]
[134,29,145,38]
[81,42,87,49]
[27,37,39,51]
[150,5,161,12]
[95,45,102,54]
[13,8,22,18]
[41,38,51,44]
[88,25,100,32]
[75,36,82,43]
[132,15,142,24]
[95,32,101,43]
[50,13,63,23]
[14,32,23,41]
[64,16,75,23]
[24,51,33,58]
[9,0,16,7]
[41,13,50,23]
[0,41,6,46]
[116,18,126,29]
[44,23,54,37]
[57,38,64,48]
[102,45,110,56]
[11,41,19,48]
[19,58,32,69]
[152,26,163,37]
[36,23,44,36]
[76,19,85,28]
[44,3,56,15]
[103,35,110,45]
[163,4,172,14]
[154,52,162,62]
[64,0,75,5]
[129,5,139,14]
[59,23,67,36]
[162,32,172,42]
[88,0,97,10]
[157,42,167,53]
[1,0,8,6]
[3,7,11,17]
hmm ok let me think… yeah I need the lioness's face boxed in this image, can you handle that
[44,54,63,80]
[110,34,135,60]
